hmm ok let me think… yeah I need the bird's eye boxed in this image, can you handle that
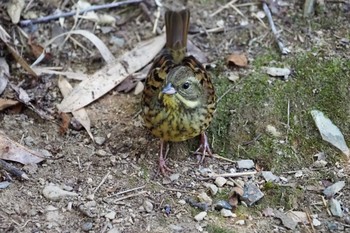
[182,82,190,89]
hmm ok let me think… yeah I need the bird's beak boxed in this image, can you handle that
[162,83,177,95]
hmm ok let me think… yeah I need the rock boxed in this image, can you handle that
[198,167,212,177]
[273,209,297,230]
[105,211,116,219]
[94,136,106,145]
[235,220,245,225]
[110,36,125,47]
[208,184,218,196]
[214,200,232,211]
[262,171,279,182]
[43,184,78,201]
[143,200,154,213]
[323,181,345,198]
[186,198,208,211]
[220,209,235,217]
[169,173,180,181]
[294,170,303,178]
[241,183,264,206]
[198,192,212,205]
[107,228,121,233]
[168,224,183,232]
[329,198,343,217]
[178,200,186,205]
[266,125,281,137]
[81,222,93,232]
[194,211,207,221]
[214,177,227,187]
[286,211,308,224]
[0,181,11,189]
[96,149,107,156]
[313,218,321,227]
[236,159,255,169]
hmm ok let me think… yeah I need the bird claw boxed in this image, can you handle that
[159,157,173,176]
[194,133,213,163]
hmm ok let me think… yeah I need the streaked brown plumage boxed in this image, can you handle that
[141,9,216,175]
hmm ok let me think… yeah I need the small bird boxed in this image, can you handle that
[141,9,216,175]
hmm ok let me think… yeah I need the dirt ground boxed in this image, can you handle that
[0,0,350,232]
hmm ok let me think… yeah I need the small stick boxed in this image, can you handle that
[212,154,236,163]
[109,185,145,197]
[19,0,143,27]
[0,159,29,180]
[262,2,290,55]
[210,171,257,178]
[152,7,161,34]
[321,196,332,216]
[93,171,110,195]
[305,208,316,233]
[114,190,147,202]
[210,0,239,17]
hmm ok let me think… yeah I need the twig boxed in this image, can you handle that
[321,196,332,216]
[93,171,110,195]
[210,0,239,17]
[305,208,316,233]
[212,154,236,163]
[19,0,143,27]
[216,85,235,104]
[152,7,161,34]
[113,190,147,202]
[0,159,29,180]
[209,171,257,178]
[262,3,290,55]
[109,185,145,197]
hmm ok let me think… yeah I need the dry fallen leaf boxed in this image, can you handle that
[0,131,46,164]
[33,67,88,81]
[0,57,9,95]
[227,52,248,67]
[57,34,166,112]
[0,98,19,111]
[59,112,71,135]
[58,76,94,140]
[6,0,25,24]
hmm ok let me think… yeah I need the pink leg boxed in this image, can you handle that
[194,132,213,163]
[159,140,172,175]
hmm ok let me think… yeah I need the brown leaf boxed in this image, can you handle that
[0,131,46,164]
[28,37,52,61]
[0,98,19,111]
[228,186,244,208]
[227,52,248,67]
[59,112,71,135]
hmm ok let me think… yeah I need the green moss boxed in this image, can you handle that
[207,224,236,233]
[209,52,350,173]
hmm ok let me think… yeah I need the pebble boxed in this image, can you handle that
[266,125,281,137]
[236,159,255,169]
[220,209,235,217]
[105,211,116,219]
[194,211,207,222]
[43,184,78,201]
[313,218,321,227]
[107,228,121,233]
[143,200,154,213]
[0,181,11,189]
[178,200,186,205]
[235,220,245,225]
[208,184,218,196]
[110,36,125,47]
[294,170,303,178]
[81,222,93,232]
[96,149,107,156]
[169,224,183,232]
[262,171,279,182]
[323,181,345,198]
[198,192,212,205]
[214,200,232,211]
[94,136,106,145]
[214,177,227,187]
[329,198,343,217]
[170,173,180,181]
[241,183,264,206]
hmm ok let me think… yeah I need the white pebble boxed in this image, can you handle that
[194,211,207,222]
[214,177,227,187]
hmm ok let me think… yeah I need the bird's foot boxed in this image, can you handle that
[194,133,213,163]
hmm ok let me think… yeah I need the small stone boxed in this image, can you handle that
[214,200,232,211]
[241,183,264,206]
[194,211,207,221]
[214,177,227,187]
[43,184,78,201]
[178,200,186,205]
[143,200,153,213]
[235,220,245,225]
[262,171,279,182]
[208,184,218,196]
[94,136,106,145]
[329,198,343,217]
[169,173,180,181]
[96,149,107,156]
[81,222,93,232]
[110,36,125,47]
[323,181,345,198]
[266,125,281,137]
[220,209,235,217]
[24,136,35,146]
[169,224,183,232]
[107,228,121,233]
[313,218,321,227]
[236,159,255,169]
[105,211,116,219]
[294,170,303,178]
[198,167,212,177]
[198,192,212,205]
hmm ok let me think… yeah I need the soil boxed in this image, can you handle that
[0,0,350,233]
